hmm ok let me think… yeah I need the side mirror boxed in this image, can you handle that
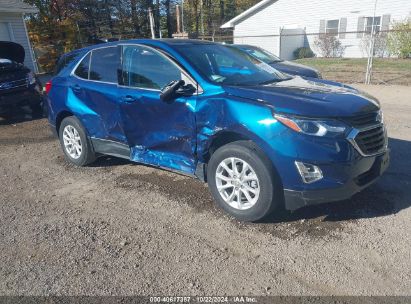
[176,83,196,96]
[160,80,196,102]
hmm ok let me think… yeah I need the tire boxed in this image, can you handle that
[207,140,283,222]
[58,116,96,166]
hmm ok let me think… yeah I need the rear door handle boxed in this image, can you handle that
[72,84,81,92]
[122,95,138,103]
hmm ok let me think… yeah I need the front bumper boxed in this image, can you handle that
[284,150,390,210]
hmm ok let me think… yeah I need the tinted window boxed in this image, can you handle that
[121,45,182,89]
[74,53,90,79]
[89,47,118,83]
[55,51,81,75]
[237,46,282,64]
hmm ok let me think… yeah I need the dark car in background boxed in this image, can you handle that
[0,41,43,114]
[229,44,321,78]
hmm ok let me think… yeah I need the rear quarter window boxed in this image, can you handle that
[74,53,91,79]
[54,52,81,75]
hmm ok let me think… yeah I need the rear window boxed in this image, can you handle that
[74,53,90,79]
[54,52,81,75]
[89,47,118,83]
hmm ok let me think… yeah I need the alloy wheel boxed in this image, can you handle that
[215,157,260,210]
[62,125,82,159]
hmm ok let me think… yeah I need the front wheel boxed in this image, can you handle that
[207,141,283,222]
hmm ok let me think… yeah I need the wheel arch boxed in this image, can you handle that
[203,129,274,163]
[200,129,282,186]
[204,131,250,163]
[55,110,74,136]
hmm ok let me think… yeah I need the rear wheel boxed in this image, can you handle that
[59,116,96,166]
[207,141,283,222]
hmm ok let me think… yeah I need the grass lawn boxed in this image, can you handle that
[295,58,411,85]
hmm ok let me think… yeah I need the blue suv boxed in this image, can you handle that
[46,39,389,222]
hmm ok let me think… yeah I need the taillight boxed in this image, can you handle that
[45,81,52,94]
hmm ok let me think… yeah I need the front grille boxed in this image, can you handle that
[344,112,379,129]
[354,125,386,155]
[0,78,28,91]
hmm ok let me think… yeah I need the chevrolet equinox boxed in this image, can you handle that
[46,39,389,221]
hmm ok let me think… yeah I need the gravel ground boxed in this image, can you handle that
[0,85,410,296]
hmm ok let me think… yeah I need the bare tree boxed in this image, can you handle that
[361,33,389,58]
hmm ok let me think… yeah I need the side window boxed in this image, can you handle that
[89,47,118,83]
[74,53,90,79]
[121,45,182,90]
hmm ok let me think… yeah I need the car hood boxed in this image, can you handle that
[270,60,318,77]
[0,41,25,63]
[223,76,380,117]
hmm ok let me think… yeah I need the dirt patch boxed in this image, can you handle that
[115,172,215,213]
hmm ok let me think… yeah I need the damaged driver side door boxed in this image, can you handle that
[118,44,198,174]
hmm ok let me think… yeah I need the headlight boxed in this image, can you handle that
[376,110,384,124]
[27,72,36,85]
[274,114,348,137]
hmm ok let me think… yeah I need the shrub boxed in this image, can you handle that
[360,33,389,57]
[314,34,345,57]
[387,20,411,58]
[293,47,315,59]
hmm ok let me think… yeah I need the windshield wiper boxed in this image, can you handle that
[268,60,282,64]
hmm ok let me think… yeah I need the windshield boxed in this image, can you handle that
[173,43,289,86]
[237,45,282,64]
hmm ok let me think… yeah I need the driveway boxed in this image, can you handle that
[0,85,410,295]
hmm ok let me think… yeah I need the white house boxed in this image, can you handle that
[0,0,38,72]
[221,0,411,59]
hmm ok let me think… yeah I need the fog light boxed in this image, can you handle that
[295,161,323,184]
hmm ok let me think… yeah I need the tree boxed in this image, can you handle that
[24,0,262,71]
[163,0,172,37]
[387,20,411,58]
[360,33,389,58]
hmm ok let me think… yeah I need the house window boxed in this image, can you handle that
[364,16,381,34]
[326,19,339,36]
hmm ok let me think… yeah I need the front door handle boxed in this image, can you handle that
[122,95,138,103]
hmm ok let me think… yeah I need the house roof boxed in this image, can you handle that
[0,0,38,13]
[220,0,277,28]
